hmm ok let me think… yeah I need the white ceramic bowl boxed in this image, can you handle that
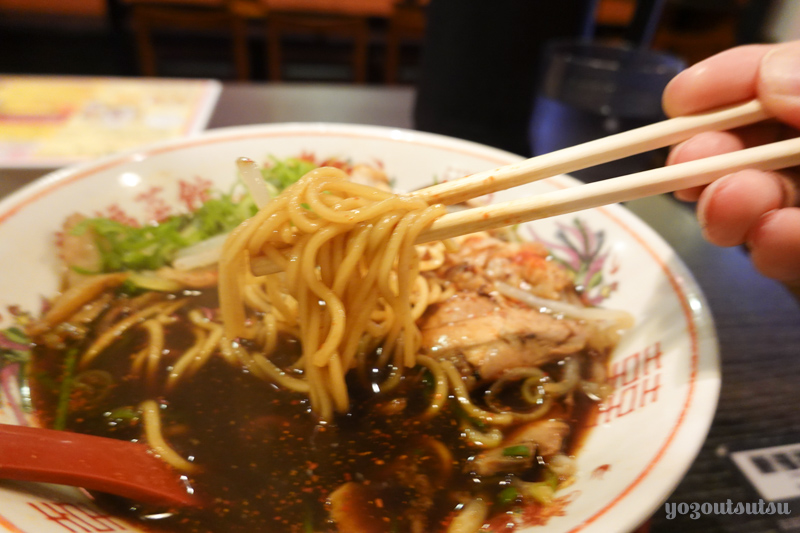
[0,123,720,533]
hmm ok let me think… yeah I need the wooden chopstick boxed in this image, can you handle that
[418,135,800,243]
[249,99,785,276]
[412,99,770,206]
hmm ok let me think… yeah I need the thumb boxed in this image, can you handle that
[758,40,800,130]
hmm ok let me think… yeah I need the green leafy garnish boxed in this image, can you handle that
[72,156,327,274]
[451,401,487,430]
[1,326,29,347]
[260,156,318,192]
[69,265,100,276]
[73,189,256,273]
[0,327,33,414]
[0,327,31,365]
[502,445,531,457]
[497,486,519,506]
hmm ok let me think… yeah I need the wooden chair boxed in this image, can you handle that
[266,11,370,82]
[263,0,393,83]
[126,0,265,80]
[384,0,427,85]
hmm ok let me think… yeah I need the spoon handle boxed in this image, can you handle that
[0,423,197,507]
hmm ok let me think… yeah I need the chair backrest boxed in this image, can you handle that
[0,0,106,17]
[122,0,225,6]
[264,0,393,18]
[127,0,260,79]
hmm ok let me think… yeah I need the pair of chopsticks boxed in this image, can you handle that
[252,99,798,276]
[414,99,797,242]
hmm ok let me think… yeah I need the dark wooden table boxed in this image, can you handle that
[2,82,798,533]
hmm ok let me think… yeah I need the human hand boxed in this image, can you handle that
[663,41,800,282]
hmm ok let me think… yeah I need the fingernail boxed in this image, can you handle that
[769,172,796,208]
[761,43,800,97]
[696,175,728,230]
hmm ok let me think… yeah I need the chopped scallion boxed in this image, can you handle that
[502,445,531,457]
[497,486,519,506]
[54,348,79,431]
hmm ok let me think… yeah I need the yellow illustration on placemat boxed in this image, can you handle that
[0,76,221,167]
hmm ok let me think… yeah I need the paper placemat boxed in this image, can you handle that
[0,76,221,168]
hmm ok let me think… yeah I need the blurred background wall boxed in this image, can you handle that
[0,0,788,82]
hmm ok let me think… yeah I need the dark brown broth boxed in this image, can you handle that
[29,294,600,533]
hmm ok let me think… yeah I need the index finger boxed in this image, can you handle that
[662,44,773,117]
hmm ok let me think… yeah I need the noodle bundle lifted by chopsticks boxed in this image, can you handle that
[218,167,448,419]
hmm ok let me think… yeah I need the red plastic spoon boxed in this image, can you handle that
[0,423,198,507]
